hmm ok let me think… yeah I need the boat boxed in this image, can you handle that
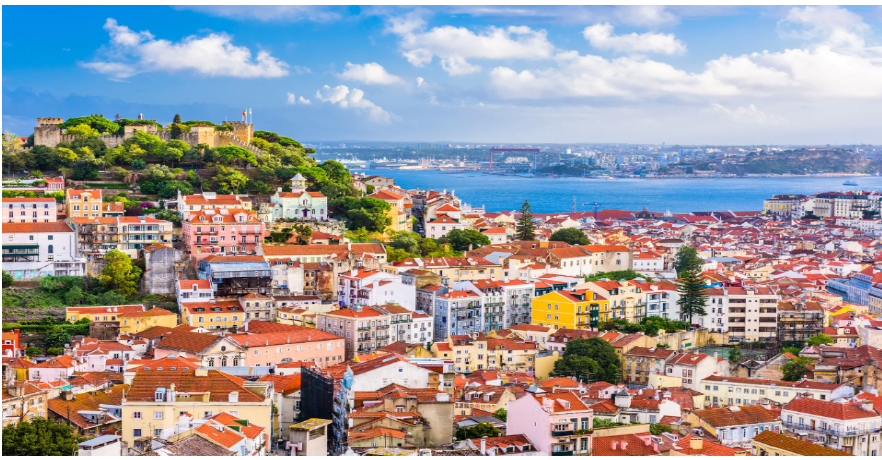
[843,180,858,186]
[606,176,614,181]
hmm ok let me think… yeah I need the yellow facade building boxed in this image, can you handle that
[119,308,178,335]
[577,280,645,323]
[67,305,146,323]
[182,301,246,331]
[531,290,609,331]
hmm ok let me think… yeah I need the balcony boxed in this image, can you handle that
[551,451,573,456]
[552,430,575,437]
[357,326,371,331]
[376,324,390,329]
[782,422,880,436]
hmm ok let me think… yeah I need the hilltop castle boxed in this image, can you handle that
[33,116,262,155]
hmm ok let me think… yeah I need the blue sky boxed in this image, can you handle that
[3,5,882,144]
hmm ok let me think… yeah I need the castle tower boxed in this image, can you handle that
[291,173,307,193]
[223,121,253,144]
[33,117,64,148]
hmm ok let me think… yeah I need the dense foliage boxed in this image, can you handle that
[455,422,500,441]
[599,316,688,337]
[439,229,491,252]
[585,270,652,282]
[385,231,463,262]
[553,337,621,384]
[550,227,591,245]
[2,417,85,456]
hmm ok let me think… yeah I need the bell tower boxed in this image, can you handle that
[291,173,307,193]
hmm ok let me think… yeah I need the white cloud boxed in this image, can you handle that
[705,103,787,125]
[315,85,393,123]
[613,6,679,27]
[286,93,297,104]
[299,96,312,105]
[82,18,289,80]
[293,65,312,75]
[779,6,869,50]
[337,62,403,85]
[582,23,686,55]
[177,6,341,23]
[286,93,311,105]
[387,16,555,75]
[416,77,425,87]
[440,56,482,76]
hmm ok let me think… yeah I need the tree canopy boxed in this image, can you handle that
[806,334,834,347]
[673,245,703,275]
[455,422,500,441]
[553,337,621,384]
[98,250,142,297]
[550,227,591,245]
[442,229,491,252]
[2,417,84,456]
[515,199,536,241]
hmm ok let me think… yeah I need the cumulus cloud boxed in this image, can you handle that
[177,6,341,23]
[387,16,555,75]
[779,5,869,50]
[315,85,393,123]
[613,6,679,27]
[337,62,403,85]
[705,103,787,125]
[416,77,425,87]
[582,23,686,55]
[81,18,289,80]
[286,93,297,104]
[286,93,312,105]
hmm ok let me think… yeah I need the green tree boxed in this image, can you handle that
[59,115,119,134]
[650,423,673,435]
[492,408,507,422]
[553,337,621,384]
[46,347,65,356]
[728,346,743,364]
[173,114,182,124]
[676,268,707,324]
[65,123,100,136]
[98,249,142,297]
[673,245,703,275]
[455,422,500,440]
[43,327,71,350]
[291,223,313,244]
[585,270,651,282]
[2,270,13,288]
[782,356,812,381]
[806,334,834,347]
[155,208,182,224]
[443,229,491,252]
[2,417,84,456]
[25,346,42,357]
[515,199,536,241]
[550,227,591,245]
[213,166,249,193]
[212,146,257,167]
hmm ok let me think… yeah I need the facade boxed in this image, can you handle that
[434,290,484,339]
[777,301,825,343]
[141,244,182,295]
[65,189,103,219]
[119,308,178,335]
[182,301,246,330]
[701,375,854,407]
[69,216,174,259]
[2,222,85,279]
[643,281,681,321]
[181,208,265,261]
[530,289,609,331]
[176,191,252,221]
[685,405,780,447]
[269,174,328,221]
[315,307,390,360]
[176,280,215,304]
[228,326,343,368]
[751,430,856,456]
[426,214,465,239]
[66,305,145,323]
[624,347,677,385]
[367,190,411,232]
[196,255,272,297]
[782,396,882,455]
[2,197,57,223]
[664,353,729,392]
[506,390,595,456]
[580,280,646,323]
[337,269,415,311]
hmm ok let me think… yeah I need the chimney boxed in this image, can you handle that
[8,385,24,397]
[61,389,75,401]
[481,437,487,455]
[862,399,875,412]
[611,441,618,451]
[621,441,628,450]
[690,438,703,451]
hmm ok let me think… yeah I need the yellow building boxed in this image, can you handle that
[751,430,853,456]
[65,189,103,219]
[530,289,609,331]
[367,190,412,232]
[763,194,803,216]
[67,305,146,323]
[533,351,561,381]
[119,308,178,335]
[182,301,246,331]
[578,280,645,323]
[120,368,272,447]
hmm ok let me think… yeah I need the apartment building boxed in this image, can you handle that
[777,301,825,343]
[751,430,854,456]
[702,286,778,342]
[2,222,85,279]
[337,269,415,311]
[580,279,646,323]
[700,375,854,407]
[315,307,390,359]
[69,216,173,258]
[499,279,536,327]
[684,405,780,447]
[176,280,215,304]
[181,208,265,261]
[65,189,103,218]
[782,397,882,456]
[531,289,610,331]
[507,391,595,456]
[3,197,57,223]
[66,305,146,323]
[120,368,272,447]
[367,189,411,232]
[624,347,677,385]
[389,256,503,285]
[176,191,252,221]
[228,324,343,368]
[643,280,681,321]
[453,279,507,332]
[181,301,246,330]
[664,353,729,392]
[434,290,484,340]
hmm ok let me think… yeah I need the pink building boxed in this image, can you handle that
[3,197,58,223]
[182,208,265,262]
[28,355,83,382]
[506,390,594,456]
[228,321,344,368]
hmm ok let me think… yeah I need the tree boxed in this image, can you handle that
[155,208,182,224]
[1,130,19,153]
[43,327,71,350]
[782,356,812,381]
[444,229,491,252]
[58,115,119,134]
[98,249,142,297]
[291,223,313,244]
[455,422,500,441]
[553,337,621,384]
[673,245,703,275]
[585,270,651,282]
[515,199,536,241]
[25,346,41,357]
[550,227,590,245]
[213,166,249,194]
[650,423,673,435]
[728,346,743,364]
[2,270,13,288]
[46,347,65,356]
[2,417,84,456]
[806,334,834,347]
[65,123,100,136]
[173,113,182,124]
[492,408,507,422]
[676,268,707,324]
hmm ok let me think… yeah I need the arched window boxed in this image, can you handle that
[208,358,215,367]
[221,356,228,367]
[233,357,240,366]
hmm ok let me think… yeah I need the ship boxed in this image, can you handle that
[606,176,615,181]
[843,180,858,186]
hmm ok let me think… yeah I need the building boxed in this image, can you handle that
[181,301,246,331]
[65,189,103,219]
[580,280,646,323]
[69,216,174,259]
[66,305,146,323]
[119,308,178,335]
[349,384,453,447]
[2,222,85,279]
[751,430,854,456]
[315,307,390,360]
[701,375,854,407]
[624,347,677,385]
[176,191,252,221]
[782,396,882,455]
[181,208,265,262]
[426,214,465,239]
[196,255,272,297]
[664,353,729,391]
[176,280,215,304]
[338,269,415,311]
[141,244,183,295]
[778,301,825,344]
[684,405,780,447]
[367,190,411,232]
[434,290,484,339]
[506,390,594,456]
[643,281,681,321]
[763,194,806,217]
[228,322,343,367]
[153,331,246,366]
[2,383,49,427]
[530,289,609,331]
[702,286,779,342]
[120,368,273,447]
[269,174,328,221]
[2,197,57,223]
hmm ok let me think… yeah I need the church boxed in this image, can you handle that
[269,174,328,221]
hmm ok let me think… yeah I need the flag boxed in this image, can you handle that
[248,108,252,116]
[242,110,246,117]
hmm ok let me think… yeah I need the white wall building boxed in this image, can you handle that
[2,222,85,279]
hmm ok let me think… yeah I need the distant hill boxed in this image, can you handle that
[681,149,878,175]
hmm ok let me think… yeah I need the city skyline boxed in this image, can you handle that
[4,5,882,144]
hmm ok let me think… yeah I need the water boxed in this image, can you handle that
[355,169,882,213]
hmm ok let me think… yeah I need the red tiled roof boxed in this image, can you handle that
[127,369,264,402]
[784,396,880,420]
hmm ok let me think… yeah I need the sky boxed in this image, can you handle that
[3,5,882,145]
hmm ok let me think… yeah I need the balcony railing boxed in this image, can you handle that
[783,422,880,436]
[552,430,575,437]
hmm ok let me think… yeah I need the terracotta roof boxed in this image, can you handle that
[228,328,338,347]
[592,433,659,456]
[154,331,225,354]
[784,396,880,420]
[692,405,778,427]
[673,435,751,456]
[2,222,73,233]
[752,430,852,456]
[127,369,265,402]
[47,384,129,429]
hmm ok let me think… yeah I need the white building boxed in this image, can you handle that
[2,222,85,279]
[269,174,329,222]
[782,397,882,456]
[176,280,215,304]
[664,353,728,392]
[338,269,415,311]
[426,214,465,239]
[3,197,57,223]
[632,248,665,272]
[643,281,681,321]
[346,354,433,393]
[499,279,536,327]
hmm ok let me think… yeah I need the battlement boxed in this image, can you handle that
[223,121,250,128]
[36,117,64,127]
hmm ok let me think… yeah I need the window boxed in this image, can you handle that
[133,411,142,419]
[133,429,142,437]
[154,411,163,419]
[154,429,163,436]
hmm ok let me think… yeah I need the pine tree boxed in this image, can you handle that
[673,245,703,274]
[173,113,182,124]
[516,199,536,241]
[676,268,707,324]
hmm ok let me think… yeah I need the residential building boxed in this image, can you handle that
[315,307,390,359]
[2,197,57,223]
[367,190,411,232]
[454,279,507,332]
[338,269,415,310]
[624,347,677,385]
[349,384,454,447]
[701,375,854,407]
[751,430,855,456]
[643,280,681,320]
[47,384,127,436]
[2,383,49,427]
[580,280,646,323]
[228,322,343,367]
[176,191,252,221]
[69,216,174,259]
[65,189,103,218]
[181,208,265,261]
[196,255,272,297]
[434,290,483,339]
[499,279,535,327]
[782,396,882,455]
[269,174,328,221]
[426,214,465,239]
[28,355,81,382]
[507,390,595,456]
[530,289,609,331]
[2,222,85,279]
[684,405,781,447]
[702,286,779,342]
[778,301,825,343]
[66,305,146,323]
[182,301,246,331]
[389,256,503,285]
[664,353,729,391]
[763,194,806,217]
[153,331,246,366]
[119,308,178,335]
[176,280,215,304]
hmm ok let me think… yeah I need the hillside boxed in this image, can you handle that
[674,149,878,176]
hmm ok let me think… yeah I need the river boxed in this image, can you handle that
[354,169,882,214]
